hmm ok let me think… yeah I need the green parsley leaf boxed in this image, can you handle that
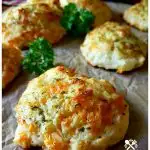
[60,3,95,37]
[22,37,54,75]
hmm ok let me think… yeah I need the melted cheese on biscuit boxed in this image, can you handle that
[14,66,129,149]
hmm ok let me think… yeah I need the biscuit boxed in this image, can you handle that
[2,44,22,88]
[2,3,66,48]
[80,22,147,73]
[14,66,129,149]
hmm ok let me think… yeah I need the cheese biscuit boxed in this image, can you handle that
[14,66,129,149]
[80,22,147,73]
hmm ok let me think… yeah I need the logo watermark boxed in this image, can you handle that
[124,139,138,150]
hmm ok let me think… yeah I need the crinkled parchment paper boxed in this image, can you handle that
[2,2,148,150]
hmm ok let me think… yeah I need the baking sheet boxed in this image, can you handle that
[2,2,148,150]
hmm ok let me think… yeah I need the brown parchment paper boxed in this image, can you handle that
[2,2,148,150]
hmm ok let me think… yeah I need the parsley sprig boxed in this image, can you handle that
[60,3,95,37]
[22,37,54,75]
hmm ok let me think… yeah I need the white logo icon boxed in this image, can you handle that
[124,139,138,150]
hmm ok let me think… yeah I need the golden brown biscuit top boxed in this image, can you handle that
[2,3,61,25]
[83,22,147,58]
